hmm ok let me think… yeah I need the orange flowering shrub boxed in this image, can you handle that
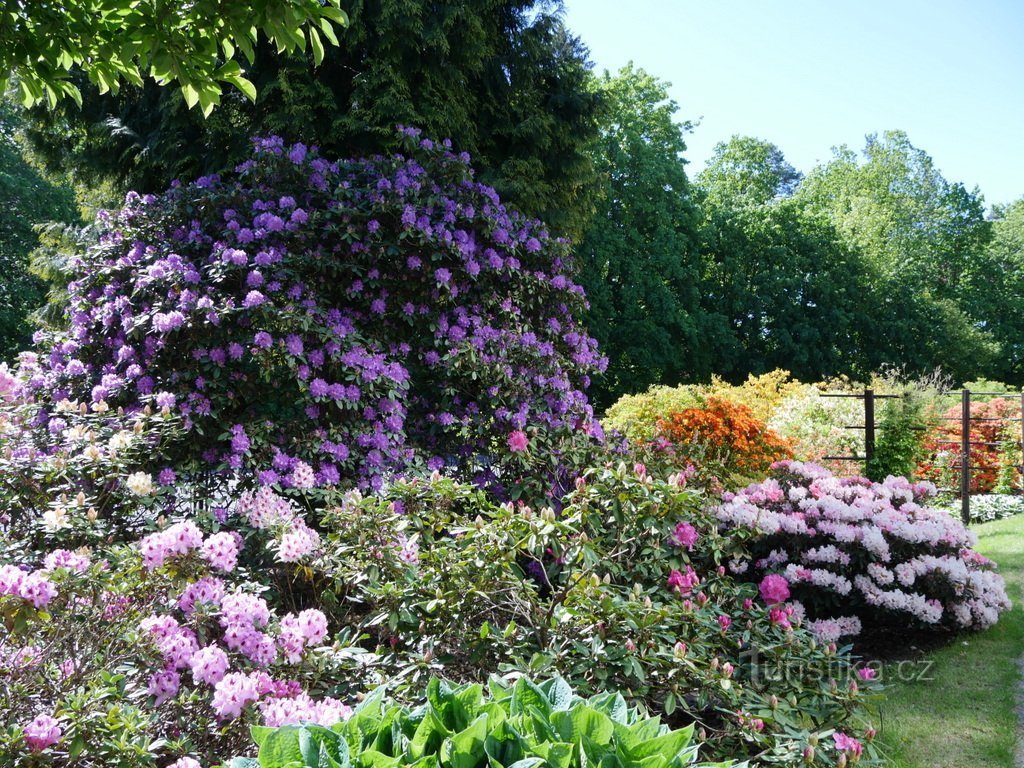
[917,397,1021,493]
[656,396,794,480]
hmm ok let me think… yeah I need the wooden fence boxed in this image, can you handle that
[820,388,1024,524]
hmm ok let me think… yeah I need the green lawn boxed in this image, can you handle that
[877,514,1024,767]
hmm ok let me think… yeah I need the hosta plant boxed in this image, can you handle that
[226,676,738,768]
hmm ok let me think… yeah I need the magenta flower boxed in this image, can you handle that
[667,566,699,595]
[857,666,877,681]
[717,614,732,630]
[507,430,529,452]
[759,573,791,604]
[671,521,699,551]
[23,714,62,751]
[832,733,863,756]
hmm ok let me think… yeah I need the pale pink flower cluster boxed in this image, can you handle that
[201,532,241,572]
[278,609,329,663]
[260,693,353,727]
[139,521,243,572]
[718,460,1011,635]
[806,616,862,644]
[22,713,62,751]
[190,644,230,685]
[211,671,263,719]
[178,576,226,614]
[42,549,91,572]
[394,534,419,565]
[138,521,204,569]
[783,564,852,595]
[237,486,320,563]
[0,564,57,607]
[801,545,850,567]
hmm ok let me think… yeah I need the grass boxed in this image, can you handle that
[876,513,1024,767]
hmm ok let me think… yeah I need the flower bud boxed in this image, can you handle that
[802,745,815,763]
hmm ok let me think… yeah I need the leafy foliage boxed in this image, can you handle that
[19,1,601,240]
[0,102,78,359]
[575,66,710,406]
[697,136,802,208]
[0,0,347,112]
[230,676,736,768]
[795,131,998,383]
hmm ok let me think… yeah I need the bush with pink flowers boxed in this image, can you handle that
[716,460,1011,643]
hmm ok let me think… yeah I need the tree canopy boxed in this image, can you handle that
[20,1,601,240]
[575,66,713,406]
[0,0,347,113]
[698,135,802,208]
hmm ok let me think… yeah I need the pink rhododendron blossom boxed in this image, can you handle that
[759,574,791,604]
[148,670,181,706]
[191,645,230,685]
[168,758,202,768]
[717,614,732,630]
[23,714,62,751]
[507,430,529,452]
[211,672,262,719]
[260,693,353,727]
[832,732,863,756]
[201,532,240,572]
[671,522,699,551]
[42,549,90,572]
[667,566,699,595]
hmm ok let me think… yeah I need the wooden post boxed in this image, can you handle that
[961,388,971,525]
[864,388,875,467]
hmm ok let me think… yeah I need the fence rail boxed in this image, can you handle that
[820,388,1024,525]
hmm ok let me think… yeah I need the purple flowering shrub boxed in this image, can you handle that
[717,460,1011,643]
[27,130,605,497]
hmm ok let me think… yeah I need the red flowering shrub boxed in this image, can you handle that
[917,397,1021,493]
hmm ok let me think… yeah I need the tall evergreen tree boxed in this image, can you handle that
[21,1,602,240]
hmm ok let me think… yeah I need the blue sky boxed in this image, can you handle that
[562,0,1024,207]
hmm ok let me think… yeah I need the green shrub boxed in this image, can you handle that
[227,676,738,768]
[601,385,706,442]
[301,467,880,767]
